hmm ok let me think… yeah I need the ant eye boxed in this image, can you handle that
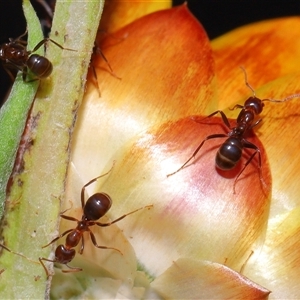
[84,193,112,221]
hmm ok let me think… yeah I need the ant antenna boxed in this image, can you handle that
[241,66,300,104]
[240,66,256,96]
[262,93,300,103]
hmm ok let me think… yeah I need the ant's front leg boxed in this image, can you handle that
[192,110,232,129]
[42,227,74,248]
[95,205,153,227]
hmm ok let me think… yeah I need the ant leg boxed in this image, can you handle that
[31,38,76,53]
[39,257,54,278]
[94,45,121,79]
[61,264,82,273]
[167,134,228,177]
[80,162,115,209]
[10,29,28,43]
[233,139,265,193]
[192,110,232,129]
[95,205,153,228]
[249,118,262,130]
[2,64,19,81]
[229,104,244,110]
[39,257,82,277]
[21,66,39,83]
[79,235,84,254]
[91,63,101,97]
[92,43,121,97]
[88,230,122,254]
[94,43,112,73]
[42,228,73,248]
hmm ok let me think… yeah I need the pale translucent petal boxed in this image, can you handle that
[151,258,270,299]
[243,207,300,299]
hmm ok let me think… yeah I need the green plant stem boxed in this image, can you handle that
[0,0,104,298]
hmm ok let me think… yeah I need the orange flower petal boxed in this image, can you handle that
[98,116,271,276]
[72,5,215,183]
[212,17,300,109]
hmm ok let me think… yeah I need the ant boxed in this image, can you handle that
[167,67,300,192]
[0,30,75,82]
[39,168,152,277]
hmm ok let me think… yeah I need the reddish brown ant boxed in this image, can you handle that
[167,67,300,192]
[0,30,75,82]
[39,168,152,277]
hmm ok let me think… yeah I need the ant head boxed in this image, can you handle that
[244,97,264,114]
[84,193,112,221]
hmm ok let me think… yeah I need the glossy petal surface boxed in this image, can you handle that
[71,5,215,182]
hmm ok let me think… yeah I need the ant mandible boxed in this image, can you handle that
[0,30,75,82]
[39,168,152,277]
[167,67,300,192]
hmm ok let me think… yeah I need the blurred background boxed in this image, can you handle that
[1,0,300,105]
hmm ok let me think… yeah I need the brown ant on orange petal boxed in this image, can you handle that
[0,30,75,82]
[167,67,300,193]
[39,167,152,277]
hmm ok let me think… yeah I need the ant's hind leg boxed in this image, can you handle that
[167,133,227,177]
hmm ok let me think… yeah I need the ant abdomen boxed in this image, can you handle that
[216,138,243,170]
[84,193,112,221]
[27,54,53,78]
